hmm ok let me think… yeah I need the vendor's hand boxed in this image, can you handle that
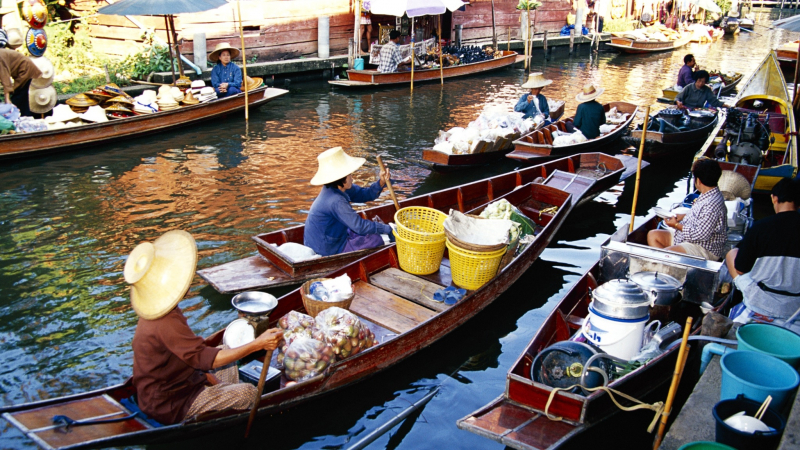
[254,328,283,351]
[674,213,686,222]
[676,101,686,110]
[379,167,391,188]
[220,82,228,89]
[527,94,534,103]
[664,216,680,228]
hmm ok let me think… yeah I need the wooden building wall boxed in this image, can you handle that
[452,0,571,43]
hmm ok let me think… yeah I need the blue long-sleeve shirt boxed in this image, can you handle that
[304,181,392,256]
[513,93,551,119]
[210,62,242,90]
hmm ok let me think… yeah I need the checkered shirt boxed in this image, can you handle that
[674,187,728,259]
[378,41,402,73]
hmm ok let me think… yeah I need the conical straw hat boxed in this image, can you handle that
[718,170,751,200]
[66,93,98,108]
[208,42,240,62]
[245,76,263,92]
[124,230,197,320]
[182,90,199,105]
[79,105,109,123]
[29,86,56,113]
[575,83,605,103]
[30,56,54,88]
[521,72,552,89]
[46,104,80,123]
[310,147,366,186]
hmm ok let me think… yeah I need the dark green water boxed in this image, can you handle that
[0,15,797,449]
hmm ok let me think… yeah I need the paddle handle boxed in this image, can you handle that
[653,316,692,450]
[244,349,274,438]
[629,105,650,234]
[377,156,400,211]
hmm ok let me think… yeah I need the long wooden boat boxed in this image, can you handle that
[327,51,522,88]
[776,40,798,72]
[507,102,639,164]
[419,101,566,172]
[722,16,740,35]
[622,110,721,160]
[659,72,743,103]
[456,161,759,449]
[0,87,289,159]
[198,153,631,294]
[693,52,798,193]
[605,34,691,54]
[1,181,577,450]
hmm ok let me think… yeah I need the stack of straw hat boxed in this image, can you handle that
[170,86,184,103]
[84,88,113,105]
[106,95,134,109]
[190,80,205,96]
[105,103,134,119]
[134,90,158,114]
[156,85,179,111]
[45,104,83,129]
[65,93,98,113]
[197,86,217,103]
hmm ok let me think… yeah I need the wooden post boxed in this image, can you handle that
[543,31,548,60]
[410,20,415,93]
[163,15,177,84]
[354,0,362,59]
[491,0,498,50]
[629,105,650,233]
[168,15,184,78]
[237,1,249,123]
[569,29,575,54]
[348,37,354,70]
[439,16,444,85]
[529,8,537,73]
[507,26,511,51]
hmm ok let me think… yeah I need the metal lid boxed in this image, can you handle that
[232,291,278,316]
[629,272,682,293]
[590,279,651,319]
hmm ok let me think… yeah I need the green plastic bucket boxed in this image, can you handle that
[678,442,736,450]
[737,323,800,368]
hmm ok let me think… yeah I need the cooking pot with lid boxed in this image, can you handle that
[590,279,651,320]
[688,110,716,128]
[629,271,683,306]
[657,108,683,127]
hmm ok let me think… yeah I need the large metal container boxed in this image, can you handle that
[629,271,682,306]
[590,279,651,320]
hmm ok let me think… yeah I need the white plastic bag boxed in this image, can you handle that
[321,274,353,303]
[278,242,320,262]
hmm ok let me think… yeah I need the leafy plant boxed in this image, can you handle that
[516,0,542,10]
[121,31,177,80]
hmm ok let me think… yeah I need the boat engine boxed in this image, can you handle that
[714,107,772,166]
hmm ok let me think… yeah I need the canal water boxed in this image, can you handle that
[0,14,797,449]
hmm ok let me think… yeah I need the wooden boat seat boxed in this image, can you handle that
[519,199,558,225]
[349,280,438,334]
[370,268,450,312]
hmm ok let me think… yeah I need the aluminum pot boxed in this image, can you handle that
[688,110,716,128]
[629,271,682,306]
[590,279,651,320]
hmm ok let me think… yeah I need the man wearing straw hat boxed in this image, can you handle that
[305,147,394,257]
[209,43,243,99]
[514,73,553,124]
[125,230,283,424]
[568,83,606,139]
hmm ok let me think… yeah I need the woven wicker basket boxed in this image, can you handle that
[301,278,354,318]
[444,228,507,253]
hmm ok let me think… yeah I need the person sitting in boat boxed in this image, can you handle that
[676,54,698,89]
[209,43,243,99]
[675,70,724,109]
[126,230,283,425]
[567,83,606,139]
[378,30,412,73]
[0,47,42,117]
[647,159,727,261]
[304,147,394,257]
[514,73,553,123]
[726,178,800,331]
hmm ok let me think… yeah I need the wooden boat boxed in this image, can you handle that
[419,101,566,172]
[776,40,798,72]
[0,87,289,159]
[659,72,743,103]
[722,15,740,35]
[327,51,522,88]
[605,34,691,54]
[198,153,631,294]
[457,161,759,449]
[739,16,754,31]
[506,102,639,164]
[693,52,798,193]
[622,110,720,160]
[2,181,577,450]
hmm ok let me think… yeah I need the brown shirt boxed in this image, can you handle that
[132,307,220,424]
[0,48,41,94]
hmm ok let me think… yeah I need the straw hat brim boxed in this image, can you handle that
[209,44,241,62]
[29,86,56,113]
[310,147,367,186]
[576,87,605,103]
[521,78,553,89]
[125,230,197,320]
[246,77,263,91]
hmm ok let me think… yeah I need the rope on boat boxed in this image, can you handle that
[543,384,665,433]
[539,206,558,220]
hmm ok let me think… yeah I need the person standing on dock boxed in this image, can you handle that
[209,43,243,99]
[514,73,553,123]
[676,54,698,89]
[726,178,800,330]
[378,30,411,73]
[305,147,394,257]
[675,70,724,109]
[0,47,41,117]
[570,83,606,139]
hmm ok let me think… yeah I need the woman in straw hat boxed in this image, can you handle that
[126,230,283,424]
[209,42,242,99]
[514,73,553,123]
[0,47,42,116]
[305,147,394,257]
[568,83,606,139]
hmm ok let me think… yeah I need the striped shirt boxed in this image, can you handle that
[674,187,727,259]
[378,41,402,73]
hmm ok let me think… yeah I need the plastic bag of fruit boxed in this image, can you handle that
[313,307,376,359]
[282,336,334,382]
[276,311,316,367]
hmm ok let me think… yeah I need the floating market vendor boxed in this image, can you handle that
[378,30,412,73]
[514,73,553,123]
[567,83,606,139]
[127,230,283,425]
[0,46,41,117]
[726,178,800,330]
[305,147,394,257]
[647,159,727,261]
[209,43,243,99]
[675,70,724,109]
[676,54,698,89]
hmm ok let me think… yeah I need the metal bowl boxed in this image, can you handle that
[231,291,278,316]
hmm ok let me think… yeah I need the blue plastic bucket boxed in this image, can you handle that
[720,350,800,409]
[737,323,800,368]
[353,58,365,70]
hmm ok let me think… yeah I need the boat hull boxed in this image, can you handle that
[605,35,691,54]
[624,113,720,160]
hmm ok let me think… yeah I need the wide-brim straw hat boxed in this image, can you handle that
[182,90,199,105]
[106,95,134,107]
[79,105,108,123]
[576,84,605,103]
[718,170,751,200]
[30,56,54,88]
[208,42,240,62]
[124,230,197,320]
[85,89,113,103]
[6,28,23,49]
[46,104,81,123]
[521,72,552,89]
[29,86,57,113]
[102,83,125,97]
[105,103,134,118]
[245,76,263,92]
[139,90,158,104]
[310,147,366,186]
[157,84,172,98]
[66,93,98,108]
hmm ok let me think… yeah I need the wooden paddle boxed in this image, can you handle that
[376,155,400,211]
[653,316,692,449]
[244,349,274,438]
[629,105,650,234]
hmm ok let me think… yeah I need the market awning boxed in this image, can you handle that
[369,0,465,18]
[97,0,228,16]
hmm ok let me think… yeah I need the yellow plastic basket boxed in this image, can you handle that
[446,239,507,290]
[394,230,446,275]
[394,207,447,243]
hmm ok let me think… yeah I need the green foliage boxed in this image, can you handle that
[45,17,97,79]
[602,18,637,32]
[516,0,542,10]
[120,31,177,80]
[716,0,732,15]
